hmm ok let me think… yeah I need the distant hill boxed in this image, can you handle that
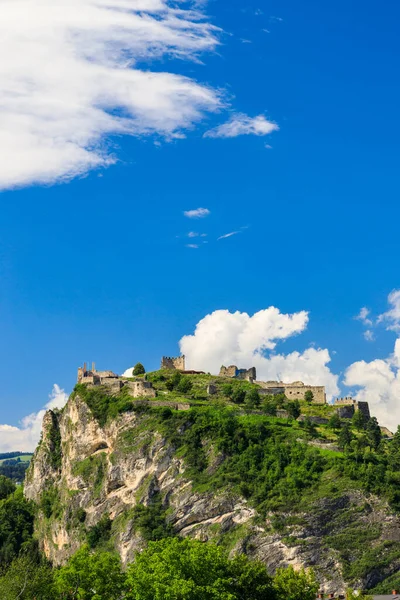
[0,452,33,482]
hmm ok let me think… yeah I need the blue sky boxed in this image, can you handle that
[1,0,400,448]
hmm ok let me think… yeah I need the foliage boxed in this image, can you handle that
[54,545,125,600]
[286,400,301,420]
[73,385,134,427]
[49,420,62,469]
[328,413,342,430]
[0,553,54,600]
[245,387,261,408]
[304,390,314,404]
[87,515,112,549]
[133,363,146,376]
[338,422,353,450]
[0,476,16,500]
[125,537,275,600]
[40,485,63,519]
[352,410,367,431]
[232,386,246,404]
[273,565,319,600]
[0,462,30,482]
[0,487,35,567]
[131,495,174,541]
[176,376,193,394]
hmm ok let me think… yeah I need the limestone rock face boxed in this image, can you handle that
[24,393,400,593]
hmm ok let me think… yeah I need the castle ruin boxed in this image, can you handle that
[334,397,370,420]
[219,365,257,382]
[256,380,327,404]
[161,356,186,371]
[77,363,156,399]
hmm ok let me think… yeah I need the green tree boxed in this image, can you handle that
[245,387,261,408]
[232,386,246,404]
[338,422,354,450]
[286,400,301,420]
[0,487,35,566]
[125,537,275,600]
[0,554,54,600]
[366,416,382,450]
[0,476,16,500]
[177,377,193,394]
[133,363,146,376]
[54,545,126,600]
[221,384,233,398]
[328,413,342,430]
[304,390,314,404]
[273,565,318,600]
[352,409,367,431]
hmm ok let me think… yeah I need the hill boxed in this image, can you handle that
[24,370,400,594]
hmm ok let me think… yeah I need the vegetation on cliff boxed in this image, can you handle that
[15,370,400,595]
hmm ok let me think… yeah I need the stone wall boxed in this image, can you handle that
[161,356,186,370]
[219,365,256,382]
[123,380,156,399]
[257,381,326,404]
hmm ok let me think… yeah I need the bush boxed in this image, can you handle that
[177,377,193,394]
[87,514,112,549]
[232,387,246,404]
[245,388,261,408]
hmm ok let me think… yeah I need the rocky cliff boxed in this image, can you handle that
[25,387,400,594]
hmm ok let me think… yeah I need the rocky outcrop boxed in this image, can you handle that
[25,393,400,593]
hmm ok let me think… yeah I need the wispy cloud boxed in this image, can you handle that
[204,114,279,139]
[364,330,375,342]
[217,231,240,240]
[184,208,211,218]
[186,243,199,248]
[0,0,224,191]
[378,290,400,332]
[355,307,373,327]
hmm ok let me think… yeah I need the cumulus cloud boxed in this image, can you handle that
[0,385,69,452]
[0,0,223,190]
[184,208,211,218]
[204,114,279,139]
[378,290,400,332]
[179,308,339,400]
[345,340,400,429]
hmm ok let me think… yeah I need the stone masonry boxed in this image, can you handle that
[161,356,186,370]
[256,380,326,404]
[219,365,257,382]
[334,397,371,420]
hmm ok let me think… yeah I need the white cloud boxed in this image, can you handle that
[0,0,223,190]
[188,231,199,238]
[378,289,400,332]
[184,208,211,218]
[204,114,279,139]
[345,340,400,429]
[186,243,199,248]
[179,308,339,400]
[355,307,373,327]
[0,385,69,452]
[364,330,375,342]
[217,231,240,240]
